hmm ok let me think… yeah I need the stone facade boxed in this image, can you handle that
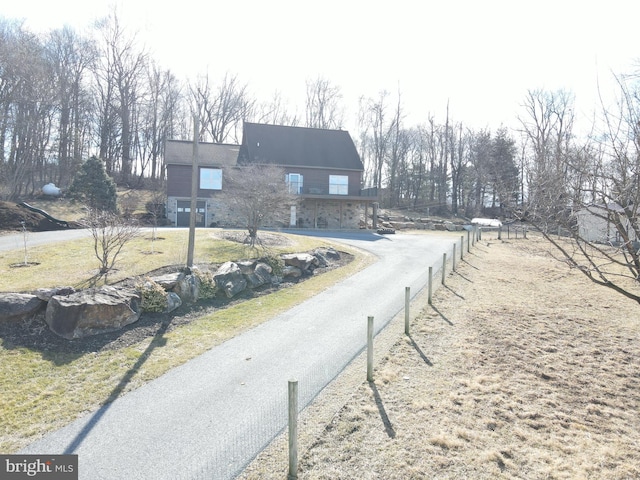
[296,199,364,229]
[167,196,239,228]
[167,196,366,230]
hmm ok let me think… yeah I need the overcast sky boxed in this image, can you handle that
[4,0,640,133]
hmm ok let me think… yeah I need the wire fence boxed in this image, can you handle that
[187,224,529,479]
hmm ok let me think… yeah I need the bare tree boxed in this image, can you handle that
[223,164,296,248]
[82,209,140,282]
[386,92,407,207]
[449,123,469,214]
[136,62,183,183]
[189,72,253,143]
[304,76,344,129]
[0,21,57,199]
[93,10,148,184]
[254,90,299,126]
[518,89,574,215]
[46,26,95,188]
[517,85,640,305]
[359,91,396,191]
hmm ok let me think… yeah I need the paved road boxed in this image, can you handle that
[19,230,457,479]
[0,228,93,252]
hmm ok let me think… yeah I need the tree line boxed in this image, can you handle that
[0,12,520,218]
[1,13,639,225]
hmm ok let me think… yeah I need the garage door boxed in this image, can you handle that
[177,200,206,227]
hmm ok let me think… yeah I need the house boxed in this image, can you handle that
[165,140,240,227]
[575,203,638,244]
[238,122,376,228]
[165,122,377,229]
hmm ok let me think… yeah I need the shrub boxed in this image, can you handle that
[136,278,168,313]
[193,269,217,299]
[68,156,117,211]
[260,254,284,277]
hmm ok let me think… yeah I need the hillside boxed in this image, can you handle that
[0,201,76,232]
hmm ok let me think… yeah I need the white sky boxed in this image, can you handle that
[4,0,640,133]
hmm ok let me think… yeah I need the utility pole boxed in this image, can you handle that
[187,115,199,268]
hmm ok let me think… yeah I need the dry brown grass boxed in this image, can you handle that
[239,233,640,480]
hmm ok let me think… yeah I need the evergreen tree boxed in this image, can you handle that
[68,156,117,211]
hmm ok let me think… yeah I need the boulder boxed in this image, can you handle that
[151,272,185,290]
[282,266,302,278]
[312,247,341,268]
[312,251,328,268]
[0,293,46,322]
[281,253,319,273]
[165,292,182,313]
[213,261,247,298]
[316,247,341,261]
[34,286,76,302]
[45,286,141,339]
[244,262,273,288]
[172,274,201,304]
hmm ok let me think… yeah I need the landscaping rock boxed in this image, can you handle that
[281,253,318,273]
[172,274,201,304]
[165,292,182,313]
[0,248,346,341]
[213,261,247,298]
[317,247,341,261]
[34,286,76,302]
[0,293,46,322]
[45,286,141,339]
[151,272,184,290]
[244,262,273,288]
[312,247,341,268]
[282,266,302,278]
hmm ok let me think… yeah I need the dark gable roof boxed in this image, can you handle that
[238,122,363,171]
[165,140,239,167]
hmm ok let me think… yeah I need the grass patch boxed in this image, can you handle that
[0,229,325,292]
[0,231,373,453]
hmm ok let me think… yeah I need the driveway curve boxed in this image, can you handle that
[20,230,458,479]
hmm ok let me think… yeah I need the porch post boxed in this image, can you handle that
[373,202,378,229]
[314,201,318,228]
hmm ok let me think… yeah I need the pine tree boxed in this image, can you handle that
[68,156,117,211]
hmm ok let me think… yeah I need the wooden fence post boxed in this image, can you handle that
[442,253,447,285]
[452,243,457,271]
[288,379,298,480]
[405,287,410,335]
[367,316,374,382]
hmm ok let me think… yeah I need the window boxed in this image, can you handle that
[329,175,348,195]
[200,167,222,190]
[286,173,303,194]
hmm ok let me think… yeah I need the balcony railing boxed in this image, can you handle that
[287,182,378,198]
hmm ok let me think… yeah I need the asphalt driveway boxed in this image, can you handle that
[19,230,458,479]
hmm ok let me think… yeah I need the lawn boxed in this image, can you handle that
[239,233,640,480]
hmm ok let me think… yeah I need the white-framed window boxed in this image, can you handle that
[200,167,222,190]
[286,173,303,194]
[329,175,349,195]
